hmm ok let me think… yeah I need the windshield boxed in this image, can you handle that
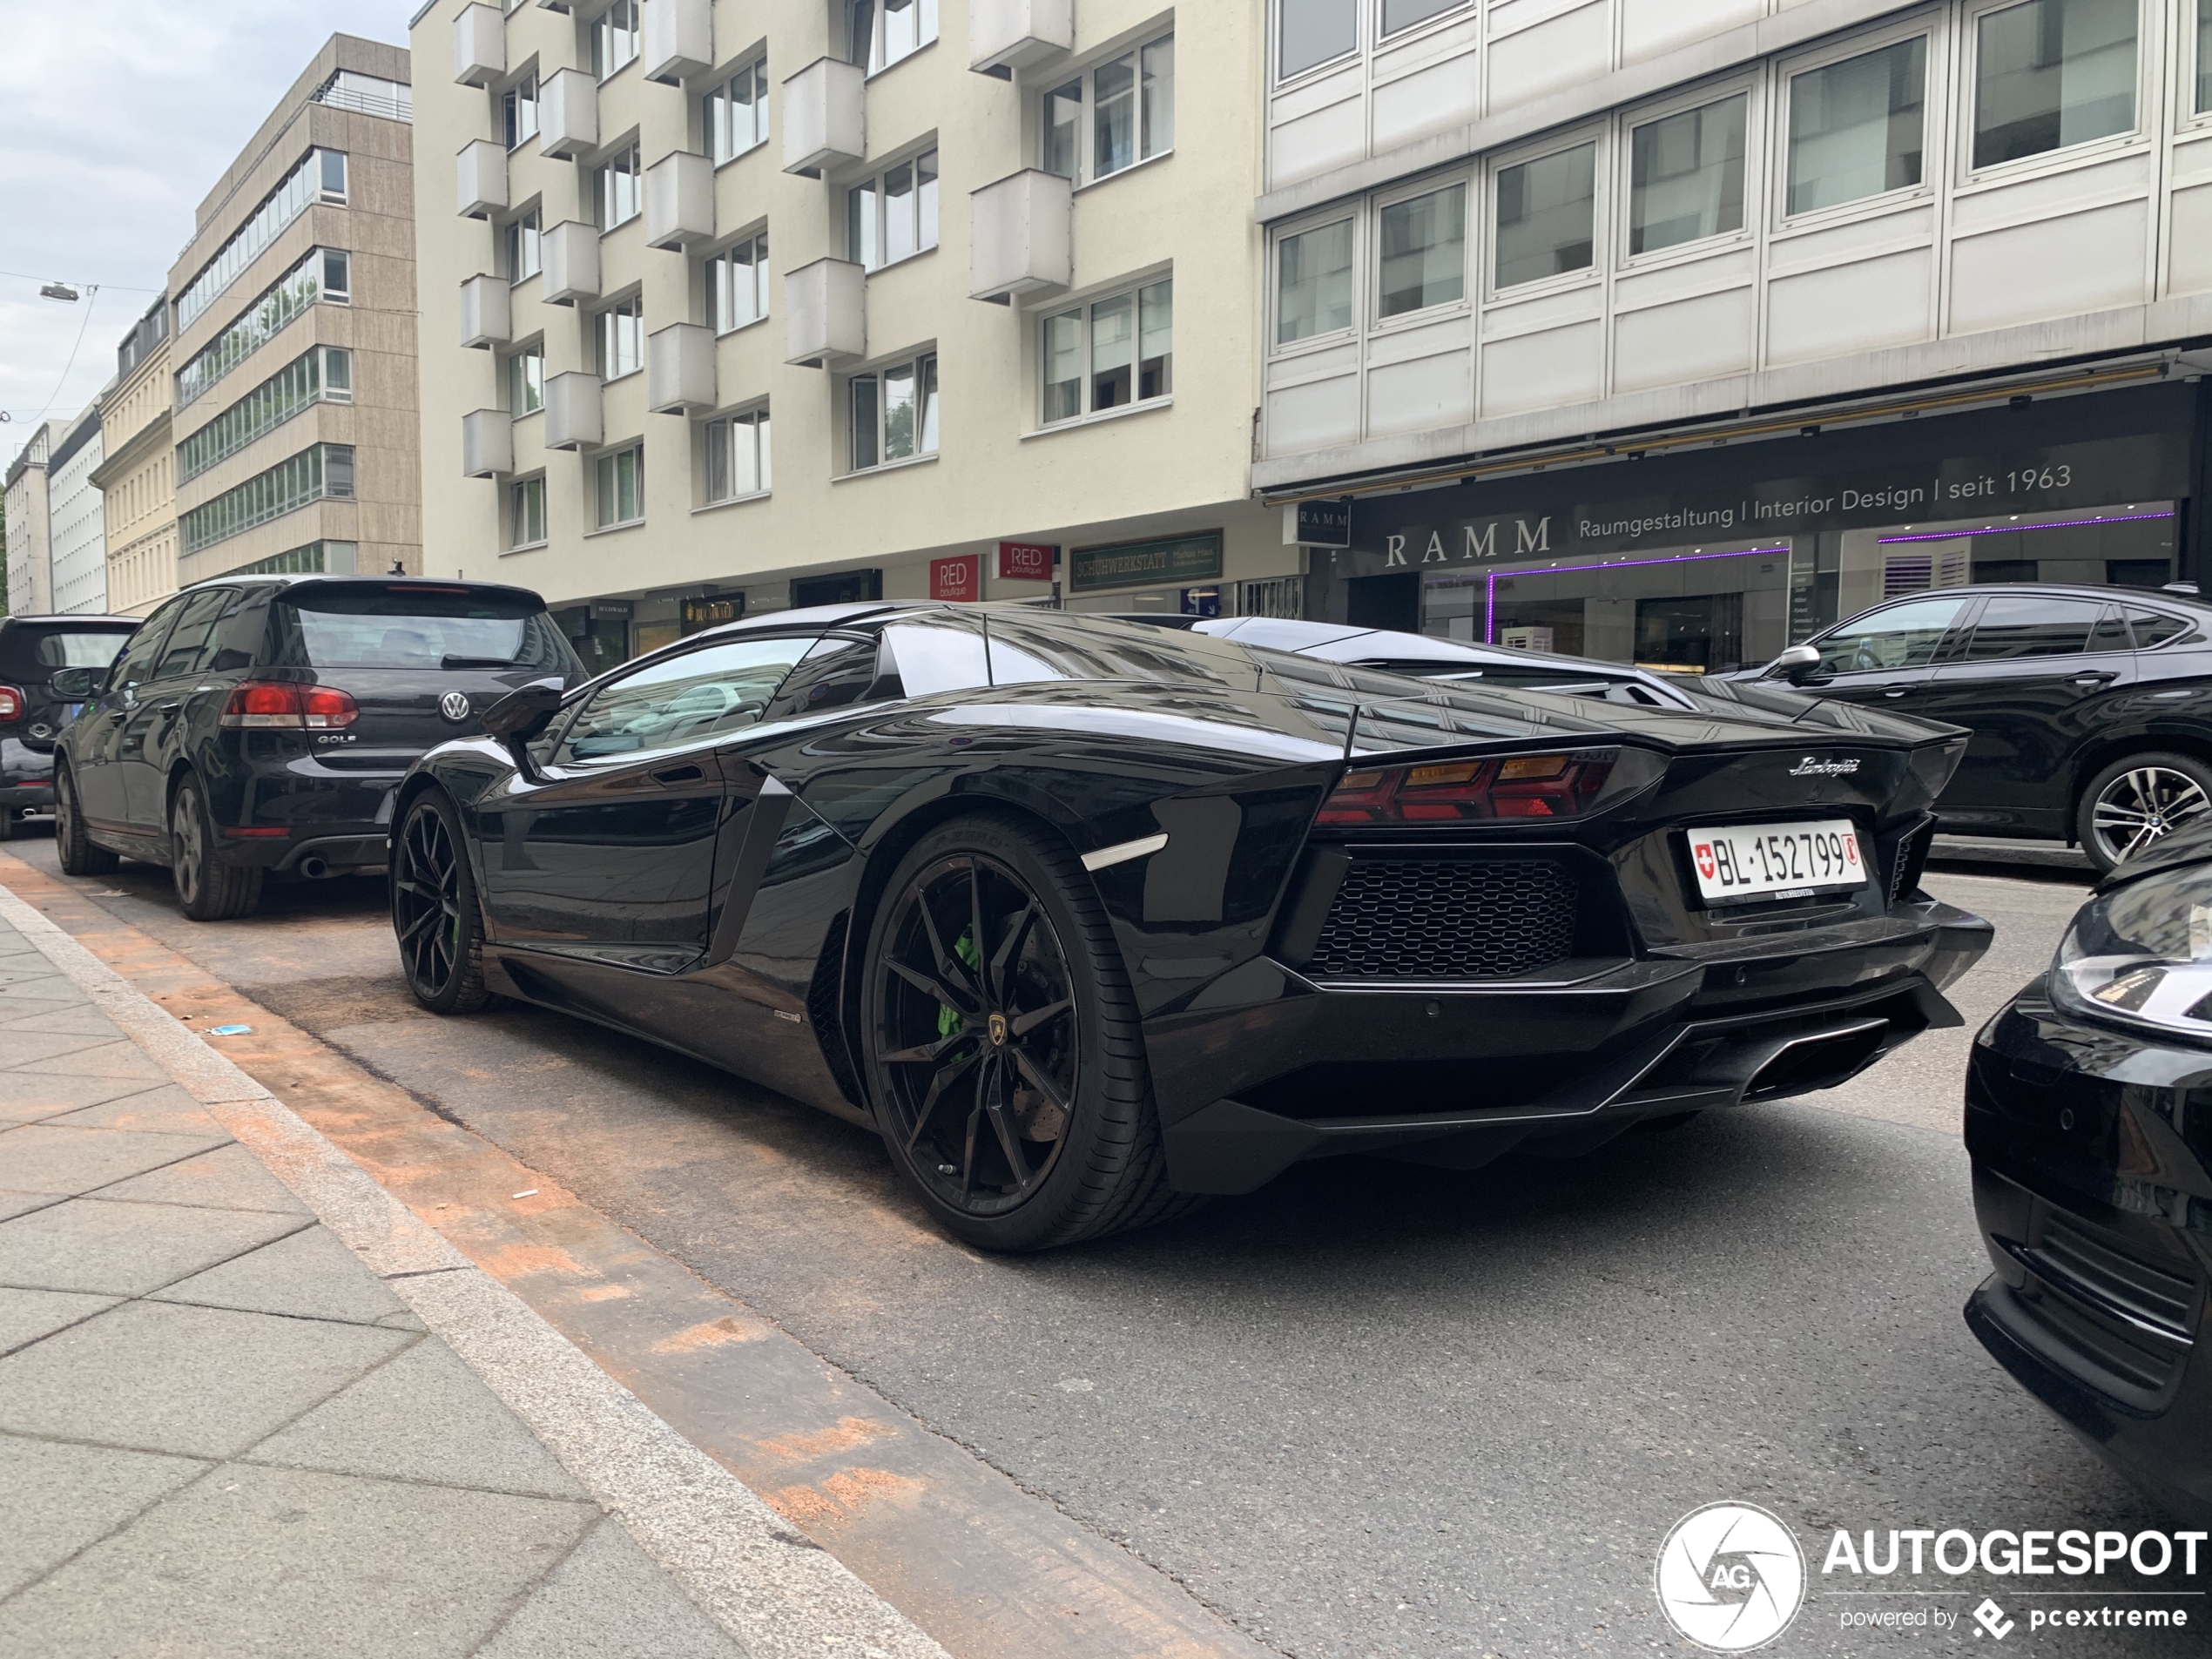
[29,629,133,671]
[273,584,576,672]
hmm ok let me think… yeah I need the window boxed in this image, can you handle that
[595,443,644,528]
[504,75,539,149]
[1809,595,1969,677]
[509,475,546,548]
[505,210,542,281]
[704,408,772,502]
[847,0,938,73]
[849,354,938,470]
[591,0,639,79]
[2200,0,2212,113]
[178,445,354,555]
[1629,93,1748,256]
[1041,35,1173,185]
[847,151,938,271]
[595,142,643,230]
[177,148,345,327]
[1963,596,2112,658]
[557,636,820,763]
[1042,280,1170,424]
[1382,0,1466,35]
[1973,0,2137,168]
[706,233,769,333]
[323,249,352,303]
[597,296,644,379]
[1495,143,1595,288]
[319,151,348,201]
[505,343,545,415]
[1378,184,1465,318]
[705,58,769,162]
[1788,38,1926,213]
[1279,0,1356,79]
[177,347,352,482]
[152,590,237,681]
[1277,219,1354,344]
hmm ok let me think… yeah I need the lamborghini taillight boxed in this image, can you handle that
[1315,749,1621,826]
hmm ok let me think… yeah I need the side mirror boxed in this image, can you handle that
[1765,644,1822,685]
[480,678,566,780]
[47,667,100,700]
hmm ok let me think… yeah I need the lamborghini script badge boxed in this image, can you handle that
[1789,756,1859,777]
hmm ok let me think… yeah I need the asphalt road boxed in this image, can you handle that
[5,825,2195,1657]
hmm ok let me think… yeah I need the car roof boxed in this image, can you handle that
[177,572,553,607]
[1858,583,2208,614]
[0,614,141,629]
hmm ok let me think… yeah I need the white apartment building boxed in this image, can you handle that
[93,298,181,617]
[410,0,1286,668]
[3,422,62,617]
[1254,0,2212,670]
[46,404,110,616]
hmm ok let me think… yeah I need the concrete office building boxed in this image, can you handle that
[410,0,1290,666]
[94,299,181,617]
[3,421,63,617]
[1254,0,2212,670]
[168,37,421,591]
[46,403,110,616]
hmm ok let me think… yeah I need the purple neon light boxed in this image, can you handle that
[1876,510,2174,546]
[1480,545,1790,644]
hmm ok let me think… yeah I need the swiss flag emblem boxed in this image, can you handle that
[1694,842,1716,880]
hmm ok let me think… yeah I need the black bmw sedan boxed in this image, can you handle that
[1742,583,2212,874]
[47,575,582,921]
[1966,826,2212,1523]
[392,602,1991,1250]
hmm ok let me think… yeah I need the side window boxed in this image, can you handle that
[2128,608,2195,650]
[1811,596,1970,677]
[1960,596,2106,662]
[553,636,819,763]
[210,589,273,673]
[2087,607,2133,654]
[881,617,991,697]
[761,636,887,723]
[149,590,236,680]
[105,600,189,694]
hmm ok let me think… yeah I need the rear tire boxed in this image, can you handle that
[392,791,493,1015]
[861,813,1201,1252]
[170,776,262,921]
[0,808,15,841]
[2076,751,2212,876]
[53,764,118,877]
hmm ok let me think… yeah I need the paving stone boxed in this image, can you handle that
[0,1197,304,1297]
[0,1286,121,1356]
[156,1225,410,1325]
[0,1029,137,1067]
[44,1084,224,1136]
[0,1300,410,1460]
[0,1462,595,1659]
[0,1072,160,1123]
[475,1514,744,1659]
[251,1336,587,1498]
[91,1143,307,1214]
[0,1192,61,1224]
[0,1006,124,1037]
[0,1123,228,1197]
[0,1432,208,1600]
[5,1040,167,1082]
[0,969,82,999]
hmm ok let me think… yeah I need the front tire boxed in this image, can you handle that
[2076,752,2212,875]
[53,764,118,876]
[171,776,261,921]
[393,791,492,1014]
[861,813,1197,1252]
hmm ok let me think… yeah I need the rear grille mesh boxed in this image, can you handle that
[1309,859,1578,980]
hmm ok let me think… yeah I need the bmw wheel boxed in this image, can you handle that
[53,763,118,877]
[861,813,1197,1251]
[170,776,261,921]
[2077,752,2212,875]
[393,791,492,1014]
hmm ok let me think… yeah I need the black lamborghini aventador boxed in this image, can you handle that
[388,602,1993,1250]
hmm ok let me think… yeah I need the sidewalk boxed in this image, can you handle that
[0,887,945,1659]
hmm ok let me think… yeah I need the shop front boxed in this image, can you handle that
[1319,380,2202,674]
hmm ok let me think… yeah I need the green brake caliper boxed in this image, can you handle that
[937,929,981,1038]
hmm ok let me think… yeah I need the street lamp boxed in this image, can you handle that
[37,282,80,302]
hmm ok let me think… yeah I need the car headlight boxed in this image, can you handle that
[2050,859,2212,1040]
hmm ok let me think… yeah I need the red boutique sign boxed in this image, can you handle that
[997,541,1056,582]
[931,555,980,602]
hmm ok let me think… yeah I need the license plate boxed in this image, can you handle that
[1686,819,1865,905]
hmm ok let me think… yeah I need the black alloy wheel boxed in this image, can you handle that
[170,775,262,921]
[393,792,492,1014]
[53,763,117,877]
[862,814,1195,1251]
[2077,751,2212,875]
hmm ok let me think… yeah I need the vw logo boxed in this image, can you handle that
[439,691,473,723]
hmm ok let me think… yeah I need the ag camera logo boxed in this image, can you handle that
[1656,1502,1807,1652]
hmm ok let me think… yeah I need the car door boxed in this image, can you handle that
[1793,593,1975,715]
[118,588,236,833]
[1920,594,2135,834]
[73,597,187,830]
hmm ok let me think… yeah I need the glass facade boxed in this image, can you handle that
[215,540,357,580]
[178,150,343,327]
[177,347,350,483]
[176,248,346,408]
[179,444,354,555]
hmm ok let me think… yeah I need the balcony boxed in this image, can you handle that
[969,0,1071,77]
[457,140,508,219]
[782,59,864,179]
[461,410,514,478]
[458,273,511,348]
[453,3,505,86]
[643,0,712,84]
[542,221,601,306]
[543,373,604,451]
[784,259,866,367]
[645,152,714,250]
[968,171,1071,300]
[648,323,716,415]
[539,68,598,160]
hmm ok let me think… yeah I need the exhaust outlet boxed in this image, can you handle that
[299,856,333,880]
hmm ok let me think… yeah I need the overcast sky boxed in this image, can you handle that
[2,0,415,471]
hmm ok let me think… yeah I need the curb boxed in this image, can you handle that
[0,880,951,1659]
